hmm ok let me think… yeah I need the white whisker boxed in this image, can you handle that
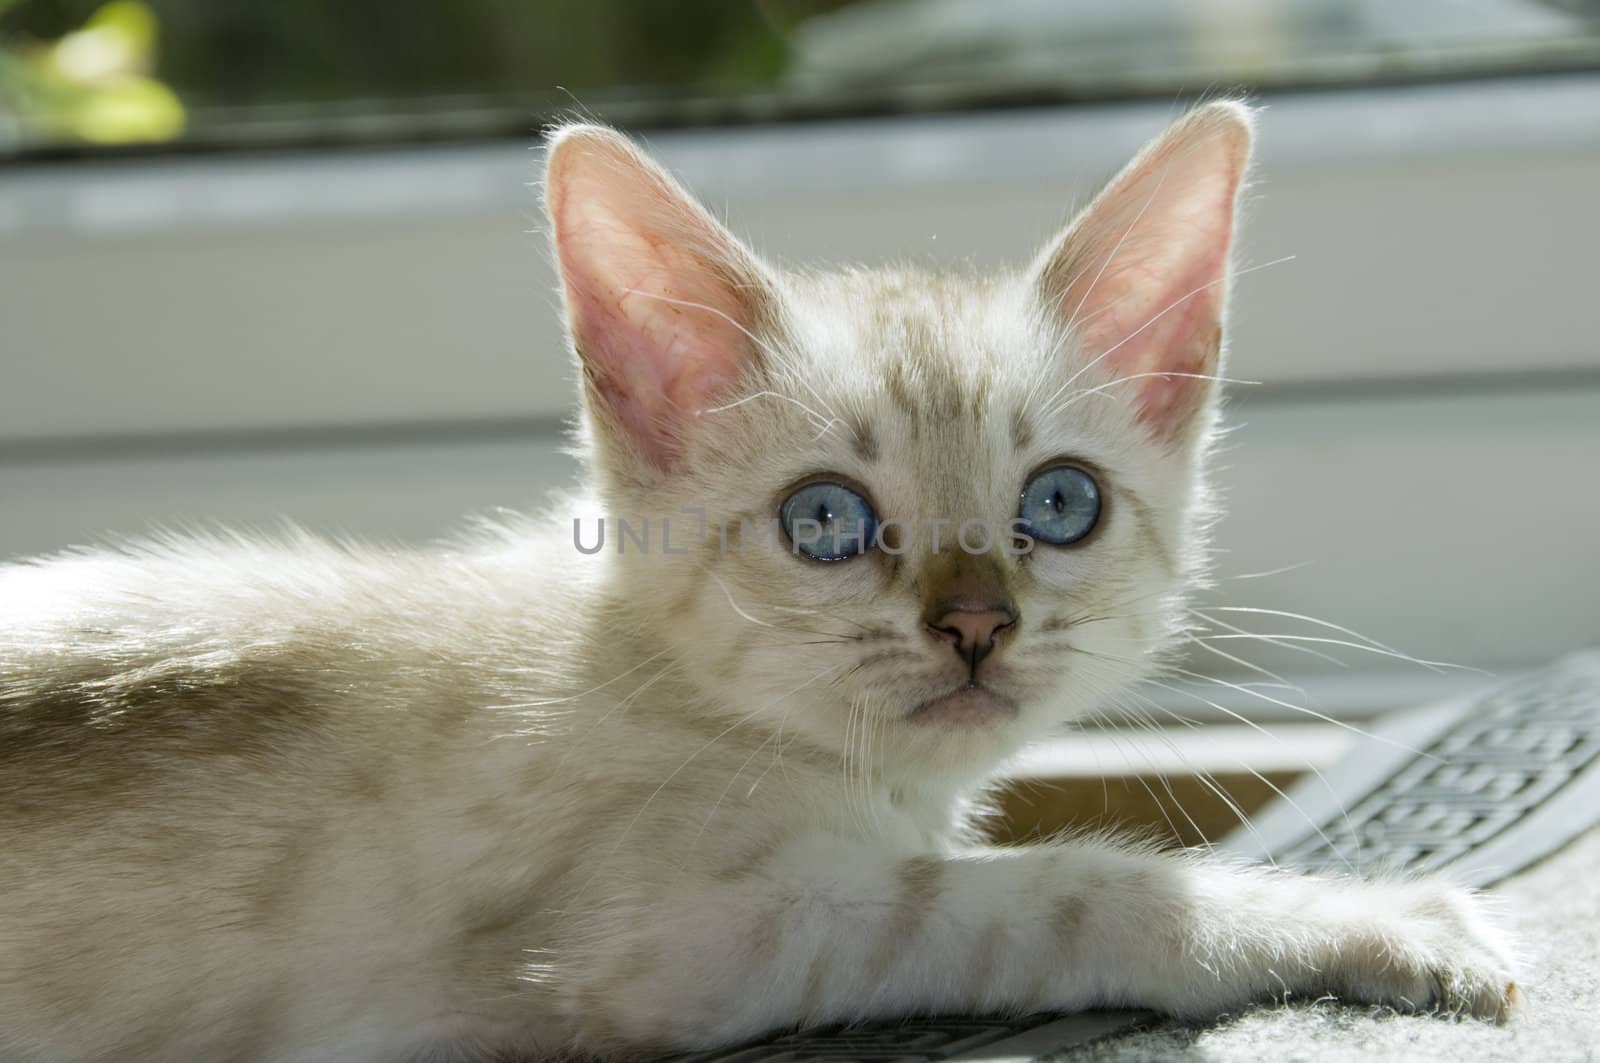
[1136,677,1356,871]
[1051,370,1262,417]
[710,573,779,629]
[1204,606,1482,674]
[1187,636,1309,700]
[1190,634,1467,673]
[1187,608,1345,668]
[1165,666,1439,763]
[1221,560,1316,582]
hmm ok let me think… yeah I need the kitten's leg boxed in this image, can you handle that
[564,834,1518,1054]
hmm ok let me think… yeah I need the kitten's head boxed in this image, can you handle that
[545,104,1252,782]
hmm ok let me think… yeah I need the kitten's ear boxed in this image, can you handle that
[544,124,775,473]
[1033,101,1253,443]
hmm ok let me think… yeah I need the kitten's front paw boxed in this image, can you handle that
[1330,880,1521,1021]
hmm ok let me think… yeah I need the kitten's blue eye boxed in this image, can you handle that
[780,481,877,562]
[1018,465,1101,546]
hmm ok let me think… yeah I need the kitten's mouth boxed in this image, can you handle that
[906,683,1018,728]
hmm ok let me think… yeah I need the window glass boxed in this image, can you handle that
[3,0,1598,155]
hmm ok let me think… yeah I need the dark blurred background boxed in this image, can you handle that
[4,0,1599,153]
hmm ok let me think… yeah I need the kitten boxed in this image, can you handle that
[0,102,1518,1062]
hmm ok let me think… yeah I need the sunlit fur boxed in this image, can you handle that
[0,104,1517,1063]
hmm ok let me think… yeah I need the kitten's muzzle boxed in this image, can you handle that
[919,552,1018,673]
[924,606,1018,671]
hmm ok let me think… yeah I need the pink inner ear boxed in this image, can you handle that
[548,130,760,472]
[1073,238,1229,435]
[559,217,750,468]
[1040,104,1251,441]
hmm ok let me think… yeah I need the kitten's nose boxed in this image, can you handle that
[926,607,1017,667]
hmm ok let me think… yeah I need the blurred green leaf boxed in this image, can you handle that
[63,72,181,140]
[2,0,185,145]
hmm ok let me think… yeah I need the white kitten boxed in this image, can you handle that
[0,102,1517,1062]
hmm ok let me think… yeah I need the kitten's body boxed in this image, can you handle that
[0,108,1518,1062]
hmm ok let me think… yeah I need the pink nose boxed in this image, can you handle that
[927,608,1016,665]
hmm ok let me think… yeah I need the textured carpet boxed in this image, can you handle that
[1063,828,1600,1062]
